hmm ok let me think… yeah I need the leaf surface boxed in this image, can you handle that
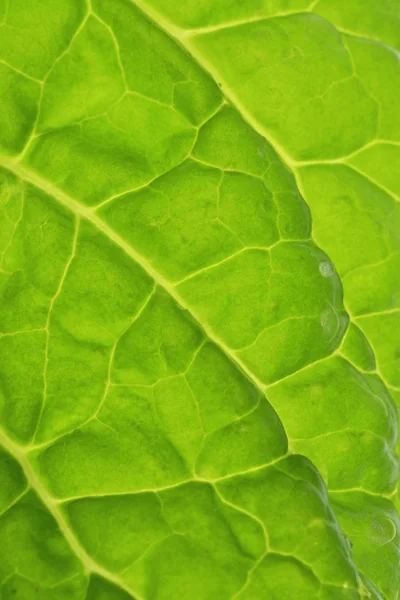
[0,0,398,598]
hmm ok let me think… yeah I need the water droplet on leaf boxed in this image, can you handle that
[319,260,335,277]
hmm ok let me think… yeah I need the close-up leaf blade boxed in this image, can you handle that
[0,0,398,598]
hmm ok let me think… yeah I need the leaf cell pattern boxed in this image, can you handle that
[0,0,399,599]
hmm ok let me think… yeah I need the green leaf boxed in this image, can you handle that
[0,0,398,599]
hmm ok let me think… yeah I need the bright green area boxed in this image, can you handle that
[340,323,376,373]
[299,163,400,390]
[190,15,378,161]
[138,0,311,29]
[0,0,398,598]
[313,0,400,50]
[330,491,400,599]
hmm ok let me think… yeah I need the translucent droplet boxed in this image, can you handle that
[319,260,335,277]
[369,516,396,546]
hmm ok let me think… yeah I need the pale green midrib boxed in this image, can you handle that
[177,10,310,37]
[129,4,398,60]
[0,155,269,398]
[184,20,386,46]
[0,428,140,600]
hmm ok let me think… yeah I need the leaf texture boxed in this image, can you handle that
[0,0,398,598]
